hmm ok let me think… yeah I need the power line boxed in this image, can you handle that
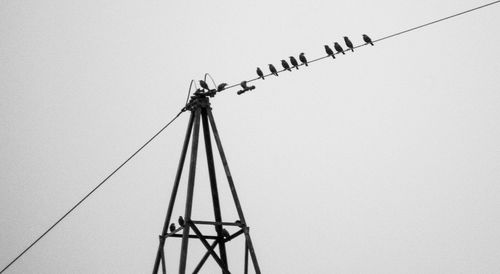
[373,0,500,44]
[221,0,500,91]
[0,110,184,274]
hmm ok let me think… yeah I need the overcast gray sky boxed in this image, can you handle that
[1,0,500,273]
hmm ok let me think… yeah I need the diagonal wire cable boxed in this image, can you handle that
[221,0,500,91]
[0,110,184,274]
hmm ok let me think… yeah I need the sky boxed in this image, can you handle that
[1,0,500,273]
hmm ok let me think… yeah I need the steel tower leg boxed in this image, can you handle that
[153,111,195,274]
[178,108,202,274]
[201,108,229,271]
[207,109,261,274]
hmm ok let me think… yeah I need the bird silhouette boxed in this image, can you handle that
[169,223,176,233]
[178,216,184,227]
[281,60,291,71]
[269,64,278,76]
[299,52,308,66]
[241,81,248,89]
[344,36,354,52]
[289,56,299,70]
[222,229,230,239]
[324,45,335,59]
[256,67,264,80]
[334,42,345,55]
[363,34,374,46]
[217,83,227,91]
[199,80,209,90]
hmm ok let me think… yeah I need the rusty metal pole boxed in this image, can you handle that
[178,108,202,273]
[207,109,261,274]
[152,112,195,274]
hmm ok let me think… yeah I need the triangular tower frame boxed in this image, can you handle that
[152,91,261,274]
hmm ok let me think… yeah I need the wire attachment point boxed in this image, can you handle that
[237,81,256,95]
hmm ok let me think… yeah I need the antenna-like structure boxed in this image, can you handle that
[153,87,260,273]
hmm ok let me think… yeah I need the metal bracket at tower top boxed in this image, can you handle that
[181,79,257,114]
[183,89,215,113]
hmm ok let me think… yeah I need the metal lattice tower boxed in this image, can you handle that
[152,90,261,273]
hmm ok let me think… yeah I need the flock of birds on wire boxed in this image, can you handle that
[257,34,373,80]
[193,34,373,97]
[241,34,373,94]
[177,34,373,241]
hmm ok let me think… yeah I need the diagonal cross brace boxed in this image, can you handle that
[189,222,231,274]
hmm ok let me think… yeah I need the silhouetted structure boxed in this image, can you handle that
[237,81,255,95]
[152,90,261,274]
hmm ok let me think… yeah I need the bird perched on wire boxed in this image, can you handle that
[363,34,374,46]
[222,229,230,239]
[344,36,354,52]
[178,216,184,227]
[324,45,335,59]
[281,60,291,71]
[289,56,299,70]
[299,53,308,66]
[199,80,210,90]
[169,223,176,233]
[269,64,278,76]
[217,83,227,92]
[256,67,264,80]
[334,42,345,55]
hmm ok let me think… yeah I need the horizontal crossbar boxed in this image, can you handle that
[192,220,244,227]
